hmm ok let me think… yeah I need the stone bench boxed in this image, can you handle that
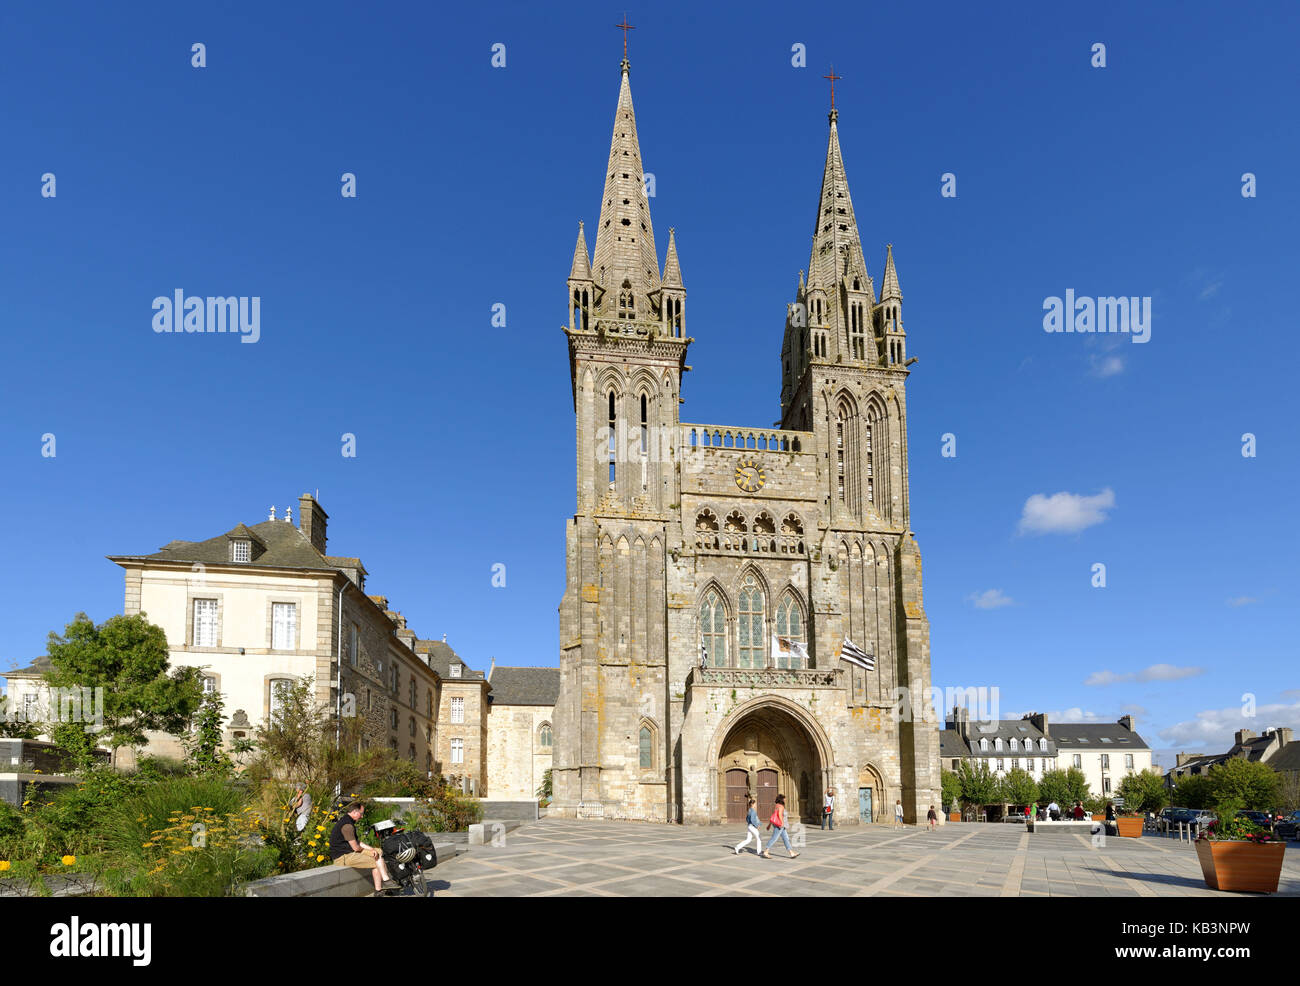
[245,843,463,897]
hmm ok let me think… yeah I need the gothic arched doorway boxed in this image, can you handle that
[713,701,829,824]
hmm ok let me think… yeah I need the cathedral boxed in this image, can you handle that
[552,50,940,826]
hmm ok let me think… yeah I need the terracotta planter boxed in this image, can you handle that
[1115,817,1143,838]
[1195,839,1286,893]
[949,812,960,822]
[1091,813,1105,822]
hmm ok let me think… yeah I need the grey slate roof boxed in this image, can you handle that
[487,667,560,707]
[5,656,51,678]
[944,718,1055,755]
[1051,724,1149,750]
[939,731,970,758]
[414,639,484,681]
[116,519,337,571]
[1269,742,1300,773]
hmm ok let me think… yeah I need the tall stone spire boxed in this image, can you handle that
[807,114,872,301]
[662,227,683,287]
[881,242,901,301]
[569,221,592,280]
[591,59,661,318]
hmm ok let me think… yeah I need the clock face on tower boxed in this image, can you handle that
[734,458,766,493]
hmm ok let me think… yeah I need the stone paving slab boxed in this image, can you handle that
[431,819,1300,898]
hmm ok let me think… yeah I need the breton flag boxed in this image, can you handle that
[770,636,809,667]
[839,637,875,671]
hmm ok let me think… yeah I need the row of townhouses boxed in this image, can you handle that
[940,707,1154,798]
[2,495,558,802]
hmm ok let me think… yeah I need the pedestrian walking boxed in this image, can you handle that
[734,796,762,855]
[927,805,937,831]
[761,794,799,858]
[822,788,835,830]
[894,799,905,829]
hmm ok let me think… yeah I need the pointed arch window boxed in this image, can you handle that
[699,590,727,667]
[737,574,765,669]
[639,725,653,769]
[539,722,553,747]
[865,421,874,504]
[774,593,805,668]
[836,411,846,502]
[608,391,617,486]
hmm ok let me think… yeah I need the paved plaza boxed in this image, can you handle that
[430,818,1300,897]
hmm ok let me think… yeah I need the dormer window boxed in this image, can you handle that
[231,539,251,563]
[450,664,462,678]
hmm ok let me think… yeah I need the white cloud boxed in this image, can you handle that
[1085,664,1203,686]
[1200,279,1223,300]
[1018,488,1115,535]
[1158,700,1300,750]
[968,589,1014,610]
[1226,596,1258,607]
[1090,354,1125,377]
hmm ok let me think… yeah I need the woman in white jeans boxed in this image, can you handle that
[734,797,761,855]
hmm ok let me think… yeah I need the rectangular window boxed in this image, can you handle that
[1072,754,1082,769]
[1103,777,1112,794]
[269,679,292,718]
[450,664,462,678]
[193,599,219,647]
[23,693,39,722]
[231,540,251,563]
[1011,758,1019,770]
[996,758,1004,771]
[272,603,297,650]
[202,676,217,695]
[450,697,464,724]
[450,737,464,764]
[1101,754,1110,769]
[1125,754,1134,769]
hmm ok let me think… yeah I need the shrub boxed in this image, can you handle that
[96,775,270,896]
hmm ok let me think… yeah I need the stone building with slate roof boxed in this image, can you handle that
[1166,726,1296,791]
[107,494,451,774]
[553,50,939,825]
[942,708,1154,798]
[485,663,560,800]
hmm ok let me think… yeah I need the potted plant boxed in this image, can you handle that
[1195,808,1286,893]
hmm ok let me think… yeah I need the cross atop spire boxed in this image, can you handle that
[616,15,635,61]
[823,66,842,122]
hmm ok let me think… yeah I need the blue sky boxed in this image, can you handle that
[2,1,1296,765]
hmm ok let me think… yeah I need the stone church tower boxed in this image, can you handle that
[553,52,940,826]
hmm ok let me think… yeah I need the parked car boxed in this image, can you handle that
[1273,810,1300,840]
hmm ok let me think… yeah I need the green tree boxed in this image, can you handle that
[1116,769,1169,814]
[536,768,553,801]
[1171,773,1213,809]
[1039,767,1090,807]
[1000,767,1039,806]
[940,768,961,811]
[956,760,1000,809]
[1207,758,1283,813]
[44,612,204,765]
[183,691,238,776]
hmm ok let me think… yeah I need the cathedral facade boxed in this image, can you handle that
[552,54,940,826]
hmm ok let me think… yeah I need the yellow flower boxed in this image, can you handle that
[316,855,325,862]
[0,861,11,871]
[61,855,76,866]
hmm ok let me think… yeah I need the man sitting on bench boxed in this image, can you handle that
[329,801,393,896]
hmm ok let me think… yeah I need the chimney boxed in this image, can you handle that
[299,493,328,554]
[1275,727,1294,747]
[1118,714,1135,732]
[1024,711,1049,737]
[1235,729,1255,747]
[488,657,496,680]
[1175,753,1201,767]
